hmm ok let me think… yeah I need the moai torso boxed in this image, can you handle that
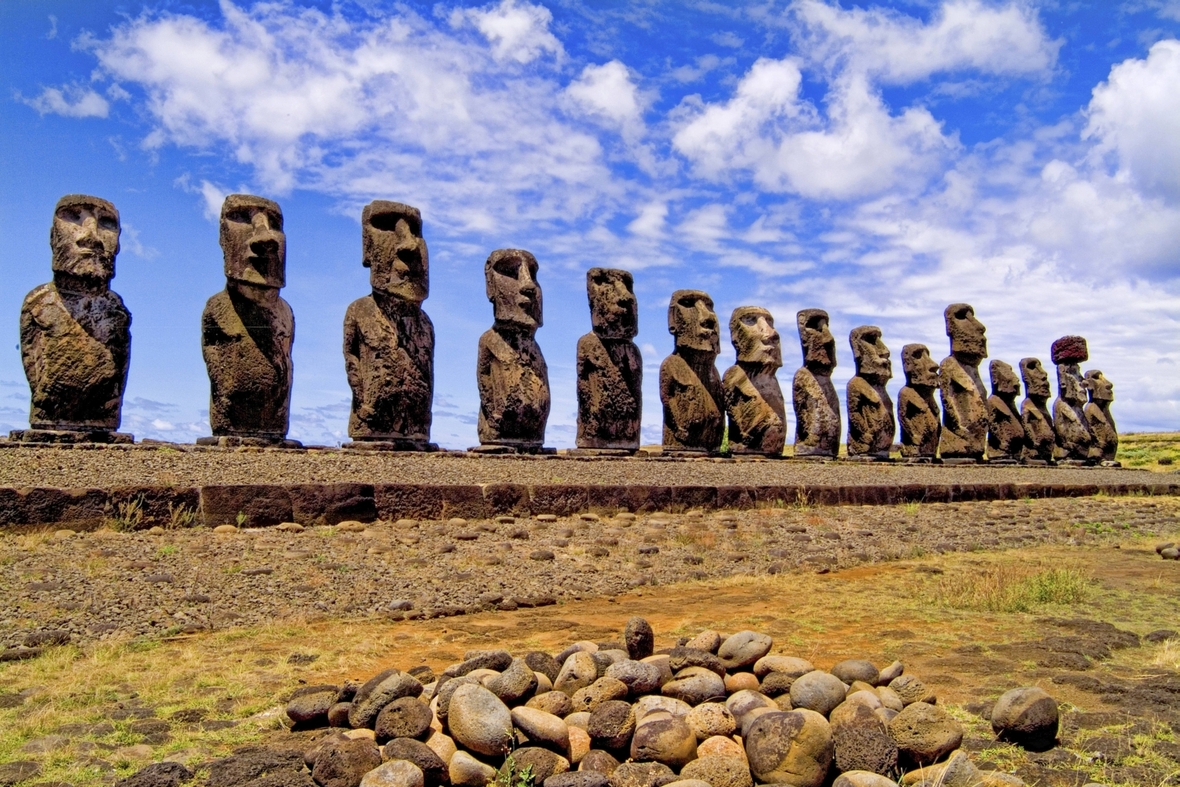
[202,194,294,439]
[723,306,786,455]
[577,268,642,450]
[477,249,549,448]
[20,195,131,433]
[792,309,840,457]
[846,326,894,459]
[1019,358,1055,462]
[938,304,988,460]
[1084,370,1118,462]
[1050,336,1095,462]
[343,202,434,443]
[986,360,1024,461]
[897,344,939,459]
[661,290,723,452]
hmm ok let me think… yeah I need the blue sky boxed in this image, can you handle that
[2,0,1178,449]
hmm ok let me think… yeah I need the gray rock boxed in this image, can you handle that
[662,668,726,706]
[724,690,777,734]
[445,651,513,678]
[607,761,675,787]
[990,687,1059,750]
[435,676,480,724]
[829,699,898,775]
[744,710,833,787]
[630,714,697,768]
[928,751,981,787]
[686,703,736,740]
[375,698,434,743]
[289,687,342,728]
[605,660,663,696]
[447,683,513,756]
[381,738,447,787]
[545,773,609,787]
[528,691,575,718]
[667,648,725,676]
[350,671,424,729]
[312,738,383,787]
[759,673,795,698]
[115,762,194,787]
[588,700,635,751]
[361,761,424,787]
[500,748,570,786]
[330,702,353,728]
[752,656,814,679]
[717,632,772,670]
[887,702,963,766]
[887,675,934,707]
[557,652,601,696]
[634,696,693,722]
[875,662,903,686]
[210,747,309,787]
[527,652,563,683]
[678,756,753,787]
[489,658,540,705]
[830,660,879,687]
[685,631,722,654]
[625,617,655,660]
[789,671,847,717]
[571,678,629,713]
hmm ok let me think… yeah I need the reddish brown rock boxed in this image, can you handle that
[1018,358,1055,463]
[723,307,786,456]
[577,269,642,452]
[846,326,894,460]
[343,202,435,451]
[200,194,297,446]
[792,309,839,458]
[1084,370,1118,463]
[897,344,939,460]
[938,304,988,461]
[14,195,132,444]
[986,361,1025,462]
[1051,336,1095,463]
[476,250,550,453]
[1050,335,1088,365]
[660,290,723,453]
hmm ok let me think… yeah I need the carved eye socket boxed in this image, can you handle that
[493,258,520,278]
[57,208,82,225]
[267,210,283,232]
[98,215,118,231]
[955,307,971,319]
[226,208,252,224]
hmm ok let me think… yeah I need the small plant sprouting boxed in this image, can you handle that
[495,754,535,787]
[167,502,197,530]
[107,496,145,532]
[236,511,248,528]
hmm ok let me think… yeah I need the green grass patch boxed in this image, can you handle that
[931,564,1092,613]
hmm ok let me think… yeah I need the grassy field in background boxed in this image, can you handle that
[1118,432,1180,471]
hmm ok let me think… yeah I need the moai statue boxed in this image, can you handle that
[12,195,132,443]
[200,194,299,448]
[1084,370,1118,464]
[1050,335,1096,463]
[897,344,940,461]
[1019,358,1055,464]
[342,201,436,451]
[660,290,723,453]
[986,360,1025,462]
[722,306,786,456]
[792,309,840,458]
[474,249,551,453]
[575,268,642,454]
[846,326,894,460]
[938,303,988,461]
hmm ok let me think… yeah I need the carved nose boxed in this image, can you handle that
[250,237,280,258]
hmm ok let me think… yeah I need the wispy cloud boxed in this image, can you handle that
[18,84,109,118]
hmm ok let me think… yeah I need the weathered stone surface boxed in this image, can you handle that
[897,344,939,460]
[476,249,549,451]
[580,749,621,776]
[789,671,847,718]
[360,760,424,787]
[587,700,635,751]
[447,683,513,756]
[679,756,752,787]
[753,657,814,680]
[500,747,570,786]
[661,290,723,453]
[350,671,424,729]
[830,661,878,686]
[726,691,777,737]
[343,201,434,448]
[846,327,894,459]
[987,361,1025,461]
[687,703,736,740]
[792,309,840,458]
[577,268,642,451]
[724,672,760,693]
[887,676,933,707]
[1084,371,1118,462]
[829,699,898,775]
[488,657,539,705]
[1051,336,1095,462]
[380,739,447,787]
[667,648,726,676]
[571,677,629,713]
[663,668,726,706]
[1019,358,1055,463]
[18,194,132,438]
[374,697,433,743]
[697,736,746,760]
[831,773,897,787]
[990,687,1059,750]
[529,691,575,718]
[115,762,193,787]
[938,304,988,460]
[288,687,339,727]
[635,696,693,722]
[685,631,722,654]
[887,702,962,765]
[606,661,662,696]
[625,617,655,660]
[545,773,608,787]
[718,631,773,670]
[607,762,675,787]
[312,737,383,787]
[557,652,602,696]
[1050,335,1088,365]
[202,194,295,442]
[445,650,513,678]
[449,751,495,787]
[723,307,786,456]
[744,710,833,787]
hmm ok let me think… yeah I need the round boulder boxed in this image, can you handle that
[685,631,722,654]
[635,696,693,721]
[725,690,777,734]
[313,738,383,787]
[876,662,904,686]
[625,617,655,661]
[829,699,898,776]
[789,671,847,718]
[568,726,591,764]
[679,756,752,787]
[579,749,620,776]
[753,656,814,680]
[630,714,698,768]
[381,739,447,787]
[990,687,1059,750]
[887,702,963,766]
[830,661,879,687]
[489,658,540,705]
[545,773,609,787]
[557,652,600,696]
[606,761,675,787]
[513,706,571,752]
[831,772,898,787]
[288,686,338,727]
[447,683,514,756]
[528,691,575,719]
[500,748,570,786]
[686,703,736,740]
[449,751,496,787]
[697,736,745,760]
[759,673,795,699]
[571,678,629,713]
[724,673,760,694]
[662,668,726,706]
[887,675,934,707]
[744,710,833,787]
[360,760,424,787]
[587,700,635,752]
[718,632,773,670]
[350,671,425,729]
[375,698,434,743]
[526,652,563,684]
[606,661,663,697]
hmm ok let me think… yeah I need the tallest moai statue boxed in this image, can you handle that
[13,195,133,443]
[938,303,988,461]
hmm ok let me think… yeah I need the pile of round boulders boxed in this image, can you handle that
[286,618,1059,787]
[1156,542,1180,560]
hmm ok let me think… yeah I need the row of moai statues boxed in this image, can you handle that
[13,194,1118,465]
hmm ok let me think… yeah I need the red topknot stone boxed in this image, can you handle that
[1051,335,1088,365]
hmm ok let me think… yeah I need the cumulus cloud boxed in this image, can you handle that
[19,84,109,117]
[564,60,645,139]
[449,0,564,64]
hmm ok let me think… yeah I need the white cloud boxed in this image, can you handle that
[565,61,645,139]
[1084,39,1180,200]
[19,84,109,118]
[449,0,563,64]
[198,180,228,222]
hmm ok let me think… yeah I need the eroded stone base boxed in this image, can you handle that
[197,436,303,449]
[845,454,893,463]
[469,444,556,455]
[343,439,440,452]
[566,448,641,457]
[8,429,134,445]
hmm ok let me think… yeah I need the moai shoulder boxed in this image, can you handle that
[723,306,786,456]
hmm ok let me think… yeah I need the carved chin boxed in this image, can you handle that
[55,253,113,279]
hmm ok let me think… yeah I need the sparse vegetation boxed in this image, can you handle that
[106,497,145,532]
[1117,431,1180,471]
[931,563,1092,613]
[167,502,198,530]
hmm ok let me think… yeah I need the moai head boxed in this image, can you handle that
[796,309,836,373]
[1020,358,1051,400]
[902,344,939,388]
[1050,335,1088,366]
[362,200,428,304]
[1085,370,1114,404]
[729,306,781,368]
[1057,365,1087,406]
[587,268,637,340]
[50,194,120,287]
[850,325,891,385]
[220,194,286,289]
[486,249,542,330]
[668,290,719,355]
[944,303,987,363]
[990,360,1020,398]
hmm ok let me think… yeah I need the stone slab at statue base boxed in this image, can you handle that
[844,454,892,463]
[1056,458,1096,468]
[566,448,641,457]
[987,458,1020,466]
[940,457,983,466]
[469,443,556,455]
[787,453,833,462]
[661,448,725,459]
[728,447,786,458]
[1021,458,1050,467]
[900,456,937,464]
[343,438,439,452]
[9,428,134,445]
[197,435,303,449]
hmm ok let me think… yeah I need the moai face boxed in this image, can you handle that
[363,201,428,304]
[850,325,891,385]
[797,309,836,373]
[730,306,781,368]
[668,290,719,355]
[486,249,542,329]
[1020,358,1051,399]
[220,194,286,288]
[587,268,637,340]
[1058,364,1087,406]
[990,360,1020,397]
[944,303,987,363]
[1085,370,1114,404]
[902,344,939,388]
[50,194,120,285]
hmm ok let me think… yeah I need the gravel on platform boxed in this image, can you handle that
[0,443,1171,489]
